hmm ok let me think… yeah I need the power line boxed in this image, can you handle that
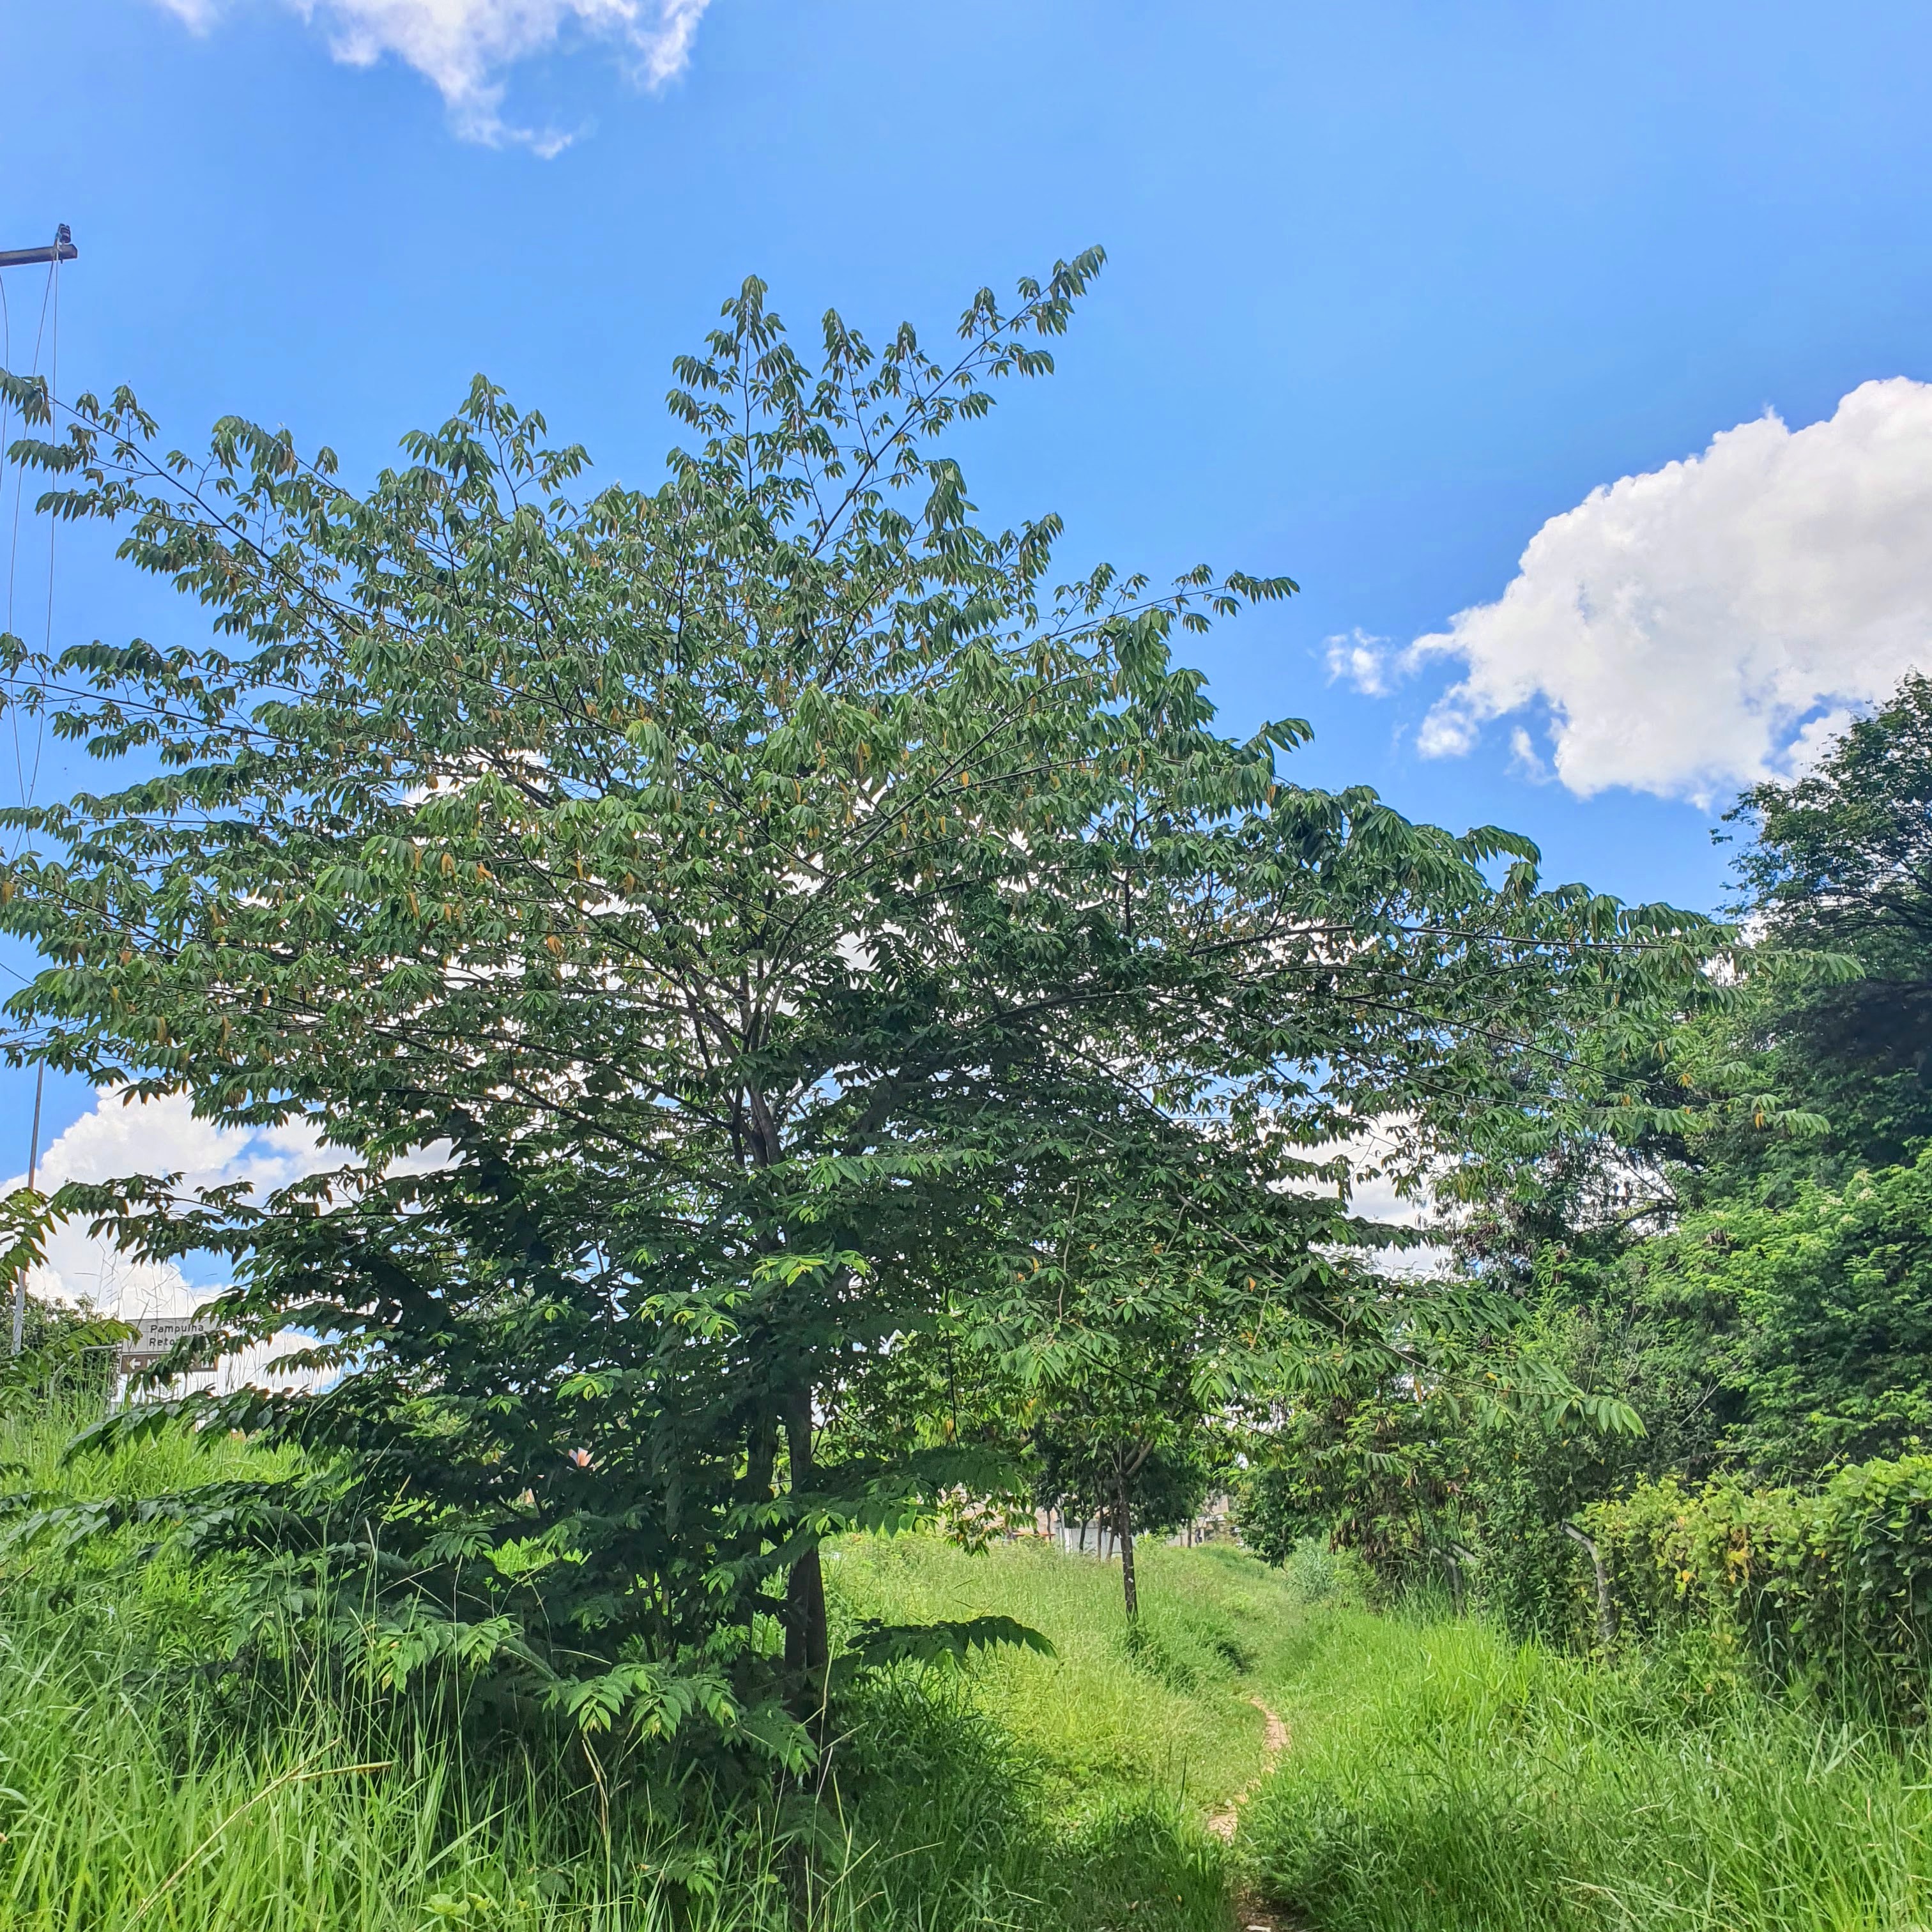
[27,249,57,829]
[2,224,75,1353]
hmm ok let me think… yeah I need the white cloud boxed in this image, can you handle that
[1324,628,1393,697]
[4,1091,349,1396]
[1506,726,1550,784]
[151,0,712,153]
[8,1091,334,1321]
[1298,1118,1452,1280]
[1409,378,1932,803]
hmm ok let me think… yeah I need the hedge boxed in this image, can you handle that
[1582,1454,1932,1717]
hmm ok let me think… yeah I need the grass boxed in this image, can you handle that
[825,1531,1331,1820]
[1242,1600,1932,1931]
[13,1397,1932,1931]
[0,1404,1256,1931]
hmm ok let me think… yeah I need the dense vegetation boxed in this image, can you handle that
[1238,673,1932,1721]
[3,259,1932,1927]
[9,1393,1931,1931]
[0,1401,1247,1931]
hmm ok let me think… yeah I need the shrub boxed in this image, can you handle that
[1585,1453,1932,1717]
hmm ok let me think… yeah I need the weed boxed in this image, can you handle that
[0,1411,1253,1930]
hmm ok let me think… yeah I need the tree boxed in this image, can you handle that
[999,1172,1228,1623]
[1232,1246,1662,1620]
[1628,1149,1932,1482]
[1721,672,1932,1184]
[1236,680,1932,1635]
[0,1186,127,1418]
[965,1114,1420,1620]
[1032,1417,1218,1611]
[0,254,1717,1750]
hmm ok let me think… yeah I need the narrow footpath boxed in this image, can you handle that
[1207,1696,1297,1931]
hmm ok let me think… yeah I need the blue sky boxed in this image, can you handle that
[4,0,1932,1251]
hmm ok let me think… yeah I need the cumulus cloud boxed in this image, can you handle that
[1409,378,1932,803]
[151,0,712,153]
[5,1091,347,1394]
[8,1091,333,1321]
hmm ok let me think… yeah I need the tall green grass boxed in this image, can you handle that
[1243,1602,1932,1931]
[825,1531,1321,1818]
[0,1406,1240,1930]
[0,1588,1227,1932]
[22,1395,1932,1931]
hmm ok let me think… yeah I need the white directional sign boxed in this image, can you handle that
[116,1317,213,1379]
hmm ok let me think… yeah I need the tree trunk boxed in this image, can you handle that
[781,1385,829,1691]
[744,1410,777,1504]
[1116,1468,1138,1621]
[1561,1521,1617,1646]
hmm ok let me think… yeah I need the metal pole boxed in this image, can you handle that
[2,226,71,1354]
[8,300,51,1349]
[0,226,77,271]
[11,1064,44,1353]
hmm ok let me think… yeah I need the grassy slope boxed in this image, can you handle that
[825,1533,1315,1820]
[1243,1603,1932,1932]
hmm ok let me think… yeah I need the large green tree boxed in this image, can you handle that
[0,255,1714,1747]
[1627,1149,1932,1481]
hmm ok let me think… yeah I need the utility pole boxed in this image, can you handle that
[3,224,75,1353]
[0,224,77,270]
[10,1070,43,1354]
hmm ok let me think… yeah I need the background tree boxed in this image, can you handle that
[1717,671,1932,1190]
[1627,1151,1932,1481]
[966,1116,1432,1620]
[1245,676,1932,1636]
[0,1188,127,1419]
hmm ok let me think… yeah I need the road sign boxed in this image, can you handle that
[116,1315,211,1379]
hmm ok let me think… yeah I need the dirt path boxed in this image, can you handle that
[1207,1696,1298,1931]
[1206,1695,1288,1841]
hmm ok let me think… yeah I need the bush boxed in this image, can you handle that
[1585,1454,1932,1717]
[1269,1537,1370,1609]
